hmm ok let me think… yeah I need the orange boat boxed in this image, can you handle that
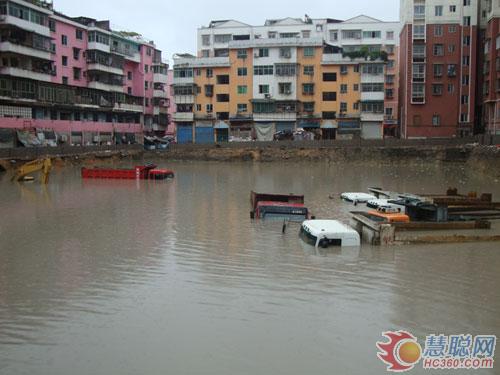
[367,206,410,223]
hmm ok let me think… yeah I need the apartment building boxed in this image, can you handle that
[0,0,169,146]
[478,0,500,135]
[172,16,399,143]
[399,0,478,138]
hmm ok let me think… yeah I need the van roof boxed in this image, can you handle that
[303,220,357,235]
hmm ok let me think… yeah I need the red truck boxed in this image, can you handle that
[250,191,313,222]
[81,164,174,180]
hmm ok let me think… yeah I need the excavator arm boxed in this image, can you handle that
[12,158,52,184]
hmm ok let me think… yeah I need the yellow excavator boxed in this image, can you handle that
[11,158,52,184]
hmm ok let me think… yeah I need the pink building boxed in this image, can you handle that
[166,69,175,136]
[0,0,170,145]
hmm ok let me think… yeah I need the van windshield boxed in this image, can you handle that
[299,226,317,246]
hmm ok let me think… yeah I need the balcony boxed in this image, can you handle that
[110,45,141,63]
[87,63,123,76]
[0,15,50,37]
[173,95,195,104]
[88,42,111,53]
[173,112,194,122]
[361,112,384,122]
[0,41,53,61]
[0,66,53,82]
[153,90,167,99]
[361,92,385,101]
[173,76,194,85]
[253,112,297,121]
[153,72,168,84]
[113,103,144,113]
[88,81,124,93]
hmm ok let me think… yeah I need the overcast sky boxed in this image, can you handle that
[55,0,400,62]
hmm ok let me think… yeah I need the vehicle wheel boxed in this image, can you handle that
[319,239,328,249]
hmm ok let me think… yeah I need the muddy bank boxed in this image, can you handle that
[466,146,500,179]
[147,144,475,164]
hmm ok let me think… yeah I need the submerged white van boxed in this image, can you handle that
[300,220,361,248]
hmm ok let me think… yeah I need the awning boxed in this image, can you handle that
[214,121,229,129]
[299,121,320,129]
[321,121,338,129]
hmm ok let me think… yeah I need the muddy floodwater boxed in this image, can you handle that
[1,161,499,375]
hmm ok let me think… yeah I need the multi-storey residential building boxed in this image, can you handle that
[478,0,500,135]
[0,0,169,146]
[399,0,478,138]
[172,16,400,143]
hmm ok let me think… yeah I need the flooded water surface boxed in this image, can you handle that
[0,161,499,375]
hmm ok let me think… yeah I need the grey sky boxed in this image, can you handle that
[55,0,400,62]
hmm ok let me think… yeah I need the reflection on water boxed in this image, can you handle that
[0,162,499,375]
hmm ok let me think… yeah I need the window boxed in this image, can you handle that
[259,85,269,94]
[434,25,443,37]
[354,65,360,73]
[340,102,348,112]
[127,87,132,95]
[448,44,456,53]
[448,64,457,77]
[448,84,455,93]
[205,85,214,97]
[62,56,68,66]
[385,107,393,116]
[460,113,469,122]
[340,65,348,75]
[463,16,471,26]
[432,84,443,95]
[303,83,315,95]
[144,65,149,73]
[323,92,337,101]
[237,49,247,59]
[323,72,337,82]
[435,5,443,16]
[464,0,471,6]
[214,34,231,43]
[434,64,443,77]
[329,30,338,41]
[62,76,68,85]
[386,89,394,98]
[237,67,247,76]
[254,65,274,75]
[268,31,277,39]
[202,35,210,46]
[463,56,470,66]
[449,25,457,33]
[145,81,149,90]
[206,68,213,78]
[353,84,359,91]
[275,64,297,76]
[128,72,132,80]
[258,48,269,57]
[462,75,469,85]
[194,68,201,77]
[237,103,248,113]
[386,31,394,40]
[361,83,384,92]
[463,36,471,46]
[342,30,362,39]
[73,67,81,81]
[280,47,292,58]
[217,75,230,84]
[303,47,315,57]
[340,84,348,94]
[303,102,315,112]
[237,85,247,94]
[433,44,444,56]
[414,25,425,38]
[362,64,384,74]
[361,101,384,113]
[353,102,359,110]
[61,35,68,45]
[387,60,395,69]
[303,65,314,76]
[195,104,201,112]
[76,29,83,40]
[450,5,456,12]
[322,111,337,119]
[49,20,56,32]
[363,31,381,39]
[278,82,292,95]
[302,30,311,39]
[73,48,80,60]
[216,94,230,102]
[432,115,441,126]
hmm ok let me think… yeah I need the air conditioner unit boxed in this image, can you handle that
[284,90,291,95]
[264,94,271,99]
[254,53,260,58]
